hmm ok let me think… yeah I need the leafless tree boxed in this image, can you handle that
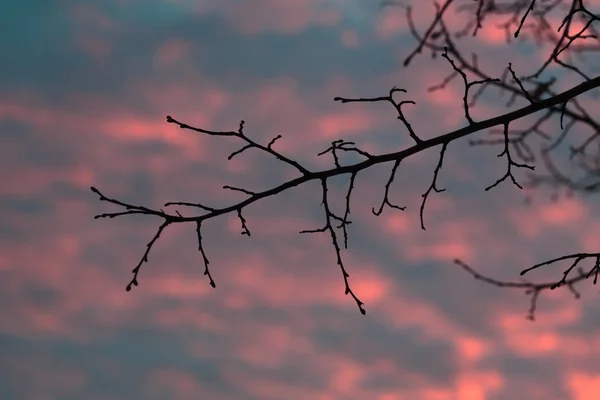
[92,0,600,320]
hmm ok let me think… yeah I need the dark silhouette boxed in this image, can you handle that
[92,0,600,320]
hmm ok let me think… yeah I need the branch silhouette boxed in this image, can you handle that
[92,0,600,319]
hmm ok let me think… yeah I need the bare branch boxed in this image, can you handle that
[420,142,448,230]
[93,1,600,317]
[334,86,422,145]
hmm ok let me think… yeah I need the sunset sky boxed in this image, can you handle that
[3,1,600,399]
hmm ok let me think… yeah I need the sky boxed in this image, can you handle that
[2,0,600,399]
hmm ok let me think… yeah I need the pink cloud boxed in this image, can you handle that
[375,7,405,40]
[495,305,582,357]
[455,336,490,364]
[385,213,411,234]
[567,372,600,400]
[407,239,474,263]
[539,198,586,225]
[454,371,504,400]
[315,109,378,138]
[508,198,587,239]
[153,38,191,70]
[326,357,365,394]
[476,16,510,45]
[341,29,360,48]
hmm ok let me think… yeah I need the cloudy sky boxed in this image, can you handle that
[3,0,600,399]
